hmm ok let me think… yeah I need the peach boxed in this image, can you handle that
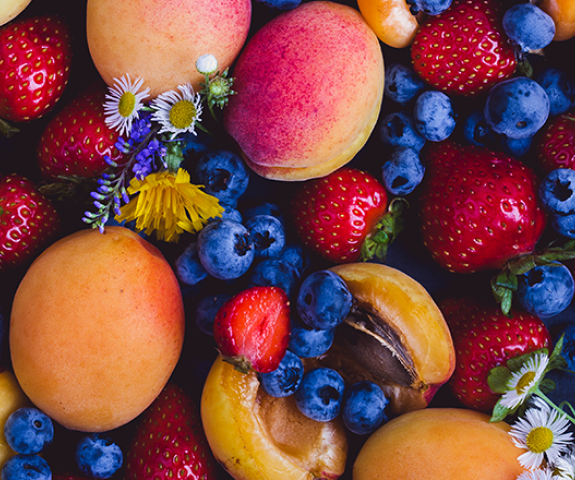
[223,1,384,181]
[353,408,528,480]
[86,0,251,98]
[9,227,185,432]
[201,356,348,480]
[540,0,575,41]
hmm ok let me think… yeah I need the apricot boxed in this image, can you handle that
[86,0,251,97]
[0,0,31,26]
[353,408,527,480]
[224,1,384,181]
[9,227,185,432]
[540,0,575,41]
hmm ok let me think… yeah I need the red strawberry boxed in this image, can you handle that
[418,140,547,274]
[36,82,126,182]
[0,173,60,270]
[125,383,217,480]
[0,15,72,122]
[411,0,516,97]
[534,111,575,174]
[291,167,404,264]
[441,296,551,412]
[213,286,291,374]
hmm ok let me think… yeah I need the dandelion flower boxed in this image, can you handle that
[104,74,150,136]
[151,83,203,139]
[500,353,549,410]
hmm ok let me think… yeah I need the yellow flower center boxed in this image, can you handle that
[526,426,554,454]
[118,91,136,118]
[169,100,197,129]
[516,371,536,394]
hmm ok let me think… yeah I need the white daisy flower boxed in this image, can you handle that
[552,447,575,480]
[103,74,150,137]
[510,397,574,470]
[500,353,549,410]
[196,54,219,75]
[517,467,556,480]
[150,83,203,139]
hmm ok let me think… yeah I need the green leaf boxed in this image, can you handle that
[538,378,556,394]
[507,348,548,372]
[488,366,513,394]
[0,118,19,138]
[490,400,511,423]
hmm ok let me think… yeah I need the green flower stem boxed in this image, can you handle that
[534,390,575,425]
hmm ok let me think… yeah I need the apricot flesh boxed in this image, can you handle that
[9,227,185,432]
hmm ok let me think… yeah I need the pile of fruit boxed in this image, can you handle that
[2,0,575,479]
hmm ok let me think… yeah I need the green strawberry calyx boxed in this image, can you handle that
[0,118,19,138]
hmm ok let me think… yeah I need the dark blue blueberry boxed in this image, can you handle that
[1,454,51,480]
[414,90,456,142]
[378,110,426,151]
[381,146,425,196]
[195,294,231,336]
[243,202,285,230]
[197,219,255,280]
[542,369,575,415]
[342,381,388,435]
[296,270,352,330]
[384,64,426,105]
[279,242,311,278]
[560,324,575,371]
[255,0,302,10]
[244,214,286,259]
[75,433,123,480]
[179,129,216,155]
[211,204,243,224]
[248,258,300,298]
[539,168,575,216]
[4,408,54,455]
[195,150,249,208]
[535,67,575,117]
[294,368,345,422]
[499,134,533,158]
[484,76,550,139]
[502,3,555,52]
[516,263,575,319]
[462,110,496,148]
[413,0,452,15]
[175,242,208,286]
[288,318,334,358]
[258,350,304,397]
[551,213,575,238]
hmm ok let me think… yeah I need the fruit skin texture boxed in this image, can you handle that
[9,227,185,432]
[0,0,31,26]
[411,0,516,97]
[441,297,551,412]
[86,0,251,98]
[291,168,388,264]
[224,1,384,181]
[352,408,528,480]
[534,112,575,174]
[0,15,72,122]
[539,0,575,41]
[418,140,547,274]
[0,173,60,271]
[201,355,348,480]
[125,383,216,480]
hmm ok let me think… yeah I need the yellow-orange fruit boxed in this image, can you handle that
[540,0,575,41]
[10,227,185,432]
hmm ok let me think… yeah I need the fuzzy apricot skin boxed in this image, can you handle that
[9,227,185,432]
[540,0,575,41]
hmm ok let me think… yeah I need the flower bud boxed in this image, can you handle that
[196,54,219,75]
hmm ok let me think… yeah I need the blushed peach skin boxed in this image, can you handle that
[224,1,384,182]
[9,227,185,432]
[86,0,251,98]
[540,0,575,41]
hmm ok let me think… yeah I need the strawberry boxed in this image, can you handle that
[36,82,126,182]
[0,173,60,270]
[441,296,551,412]
[418,140,547,274]
[125,383,217,480]
[290,167,404,264]
[534,111,575,174]
[411,0,516,97]
[213,286,291,374]
[0,15,72,122]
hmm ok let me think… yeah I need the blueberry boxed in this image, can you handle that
[378,110,426,151]
[244,214,286,259]
[243,202,285,230]
[539,168,575,216]
[288,318,334,358]
[248,258,300,298]
[516,264,575,319]
[384,64,426,105]
[258,350,304,397]
[414,90,457,142]
[342,381,388,435]
[197,219,255,280]
[279,242,311,278]
[179,129,215,155]
[212,204,243,224]
[1,454,51,480]
[4,408,54,455]
[296,270,353,330]
[535,67,575,117]
[551,213,575,238]
[413,0,452,15]
[195,294,231,336]
[499,134,533,158]
[175,241,208,286]
[75,433,123,479]
[502,3,555,52]
[195,149,249,207]
[463,110,496,148]
[381,146,425,196]
[255,0,302,10]
[484,76,550,139]
[294,368,345,422]
[560,324,575,371]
